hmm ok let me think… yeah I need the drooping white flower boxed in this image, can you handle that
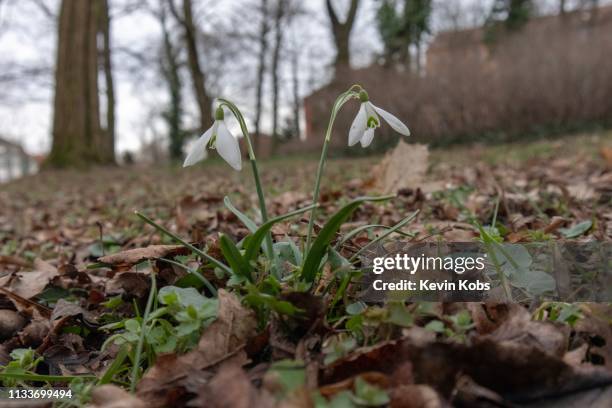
[183,107,242,170]
[348,90,410,148]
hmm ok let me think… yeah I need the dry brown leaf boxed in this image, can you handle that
[192,360,275,408]
[600,146,612,169]
[486,306,569,358]
[1,258,58,299]
[372,141,429,194]
[390,384,445,408]
[98,245,187,266]
[90,384,146,408]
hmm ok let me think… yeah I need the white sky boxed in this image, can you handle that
[0,0,595,156]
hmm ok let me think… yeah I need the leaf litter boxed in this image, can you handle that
[0,133,610,406]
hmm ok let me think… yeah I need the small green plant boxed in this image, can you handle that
[101,283,217,389]
[323,334,358,365]
[534,302,584,326]
[0,348,43,387]
[425,310,474,343]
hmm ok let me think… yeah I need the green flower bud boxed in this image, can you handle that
[215,106,224,121]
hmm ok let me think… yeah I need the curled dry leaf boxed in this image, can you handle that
[98,244,187,267]
[0,258,58,299]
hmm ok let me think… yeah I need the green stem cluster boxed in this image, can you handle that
[217,98,275,264]
[304,85,362,253]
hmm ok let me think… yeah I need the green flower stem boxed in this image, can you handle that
[304,86,361,253]
[218,98,275,263]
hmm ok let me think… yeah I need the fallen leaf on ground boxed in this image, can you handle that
[372,141,429,194]
[98,245,187,266]
[1,258,58,299]
[90,384,146,408]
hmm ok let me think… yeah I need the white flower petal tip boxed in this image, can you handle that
[183,126,214,167]
[360,128,375,147]
[216,122,243,171]
[373,105,410,136]
[348,104,367,146]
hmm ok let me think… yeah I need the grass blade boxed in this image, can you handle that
[135,211,233,276]
[335,223,415,249]
[349,210,419,262]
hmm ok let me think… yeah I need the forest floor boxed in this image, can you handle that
[0,131,611,407]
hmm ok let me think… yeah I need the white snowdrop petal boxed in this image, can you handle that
[373,105,410,136]
[348,103,367,146]
[216,121,242,171]
[365,102,380,127]
[183,124,214,167]
[360,128,375,147]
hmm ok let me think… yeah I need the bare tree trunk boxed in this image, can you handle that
[99,0,115,162]
[254,0,270,154]
[559,0,566,14]
[169,0,213,133]
[160,3,184,161]
[290,44,300,139]
[270,0,285,142]
[47,0,114,168]
[325,0,360,74]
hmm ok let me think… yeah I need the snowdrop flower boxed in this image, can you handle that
[183,106,242,170]
[348,90,410,147]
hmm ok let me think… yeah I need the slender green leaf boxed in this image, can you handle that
[99,344,129,385]
[243,204,317,263]
[349,211,419,261]
[559,220,592,238]
[219,234,252,282]
[335,223,414,249]
[0,373,96,382]
[301,195,395,284]
[224,196,258,232]
[130,272,156,393]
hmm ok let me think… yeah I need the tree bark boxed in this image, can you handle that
[271,0,285,141]
[47,0,114,168]
[325,0,360,73]
[169,0,213,133]
[290,44,300,139]
[160,4,184,161]
[254,0,270,153]
[99,0,115,162]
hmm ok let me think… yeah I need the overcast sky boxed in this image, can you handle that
[0,0,596,156]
